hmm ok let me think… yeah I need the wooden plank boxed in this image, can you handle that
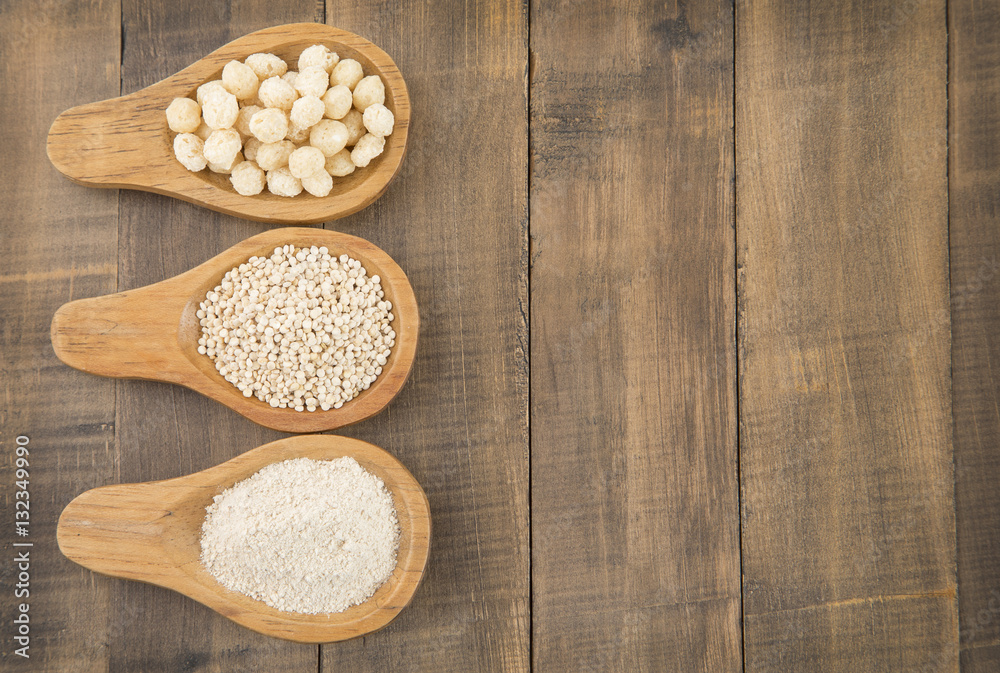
[320,0,530,671]
[962,645,1000,673]
[0,0,119,670]
[745,597,957,671]
[949,0,1000,670]
[736,0,957,669]
[531,0,740,670]
[111,2,321,671]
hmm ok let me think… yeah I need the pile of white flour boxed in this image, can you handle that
[200,456,400,614]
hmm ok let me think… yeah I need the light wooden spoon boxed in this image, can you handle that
[46,23,409,224]
[50,227,418,433]
[57,434,431,643]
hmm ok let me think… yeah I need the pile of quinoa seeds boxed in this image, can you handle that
[200,456,400,614]
[196,244,395,412]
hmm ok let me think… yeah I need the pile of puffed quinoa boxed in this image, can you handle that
[167,44,395,197]
[197,245,396,412]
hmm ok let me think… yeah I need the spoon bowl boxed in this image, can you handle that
[50,227,418,433]
[57,434,431,643]
[46,23,409,224]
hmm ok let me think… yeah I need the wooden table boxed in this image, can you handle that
[1,1,997,671]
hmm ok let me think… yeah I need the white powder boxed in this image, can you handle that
[200,457,400,614]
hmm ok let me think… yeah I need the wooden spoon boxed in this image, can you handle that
[50,227,418,433]
[46,23,409,224]
[57,434,431,643]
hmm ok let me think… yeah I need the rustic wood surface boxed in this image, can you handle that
[50,227,420,433]
[531,0,740,671]
[1,0,998,672]
[737,1,958,671]
[950,0,1000,670]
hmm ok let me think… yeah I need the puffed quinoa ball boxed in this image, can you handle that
[202,90,239,130]
[341,109,366,146]
[174,133,207,172]
[196,80,226,106]
[203,128,242,166]
[350,133,385,167]
[258,76,297,111]
[196,245,395,410]
[255,139,295,171]
[294,66,329,99]
[266,167,302,197]
[230,160,266,195]
[322,85,352,120]
[298,44,339,73]
[245,53,287,80]
[325,149,356,177]
[243,137,261,162]
[249,108,289,143]
[166,97,201,133]
[286,122,311,144]
[290,95,325,128]
[362,103,394,137]
[352,75,385,112]
[222,60,259,100]
[301,168,334,197]
[170,50,392,194]
[208,150,243,174]
[309,119,349,157]
[331,59,364,90]
[234,105,261,138]
[288,146,326,179]
[194,121,213,141]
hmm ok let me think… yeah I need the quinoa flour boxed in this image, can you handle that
[200,456,400,614]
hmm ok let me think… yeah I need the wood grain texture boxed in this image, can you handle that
[737,0,957,669]
[57,435,430,643]
[51,228,418,433]
[745,596,959,671]
[320,0,531,671]
[0,1,120,670]
[949,0,1000,669]
[47,23,409,225]
[531,0,740,670]
[111,2,322,671]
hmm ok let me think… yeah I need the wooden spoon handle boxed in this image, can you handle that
[47,92,165,188]
[57,483,184,584]
[50,285,192,381]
